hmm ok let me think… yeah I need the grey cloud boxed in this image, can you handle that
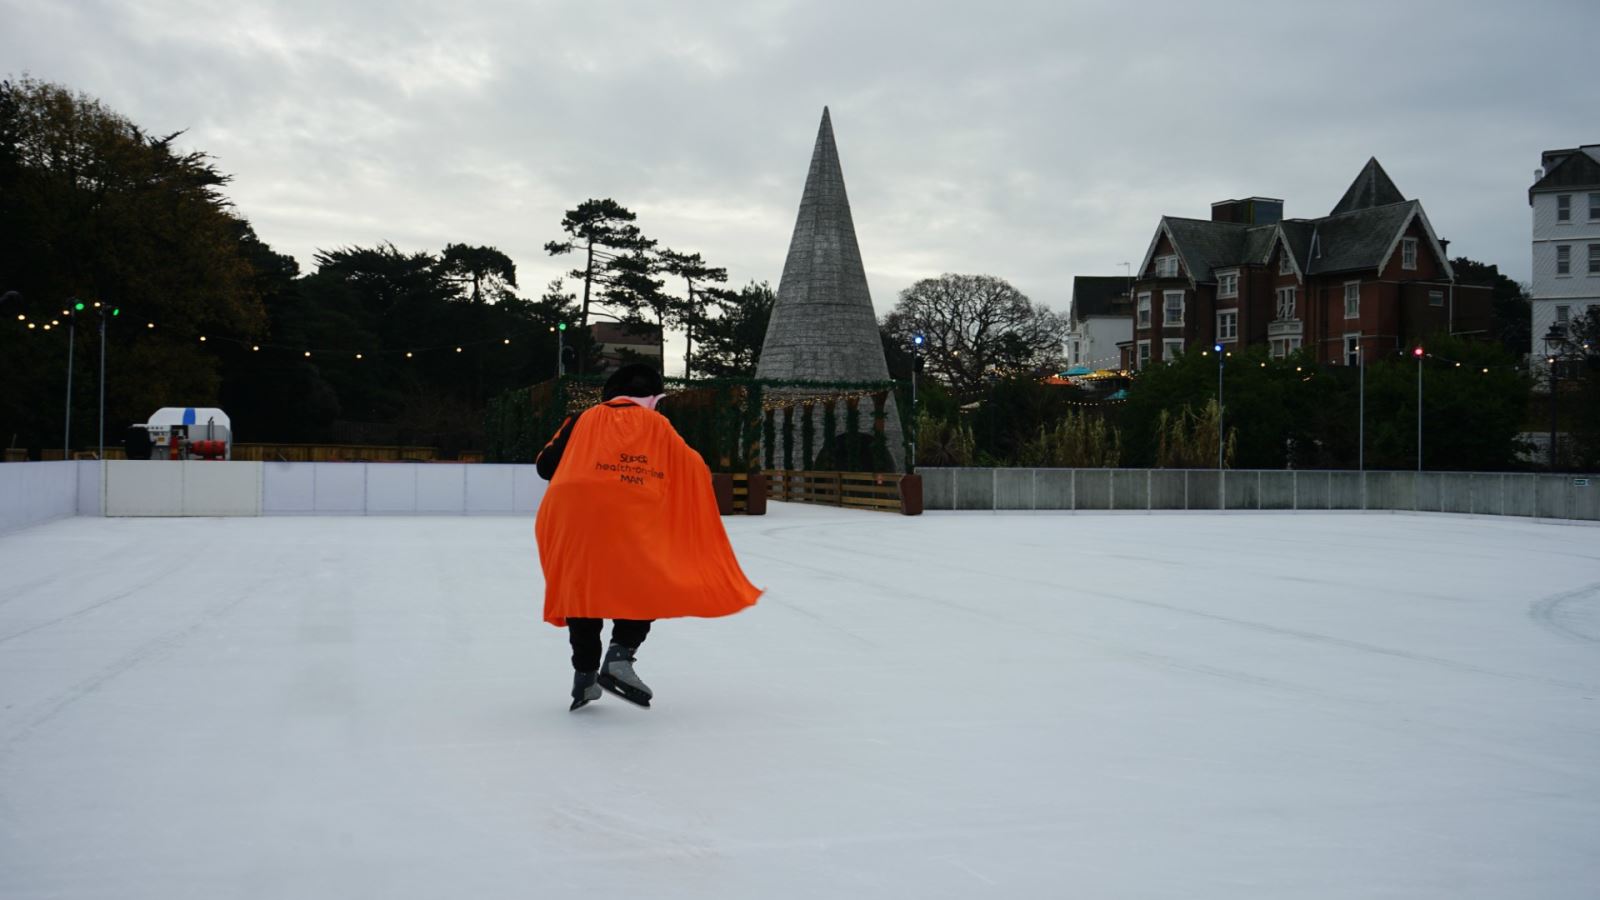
[4,0,1595,340]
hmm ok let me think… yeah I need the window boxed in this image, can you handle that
[1217,270,1238,298]
[1163,291,1185,325]
[1590,244,1600,275]
[1402,237,1418,270]
[1136,292,1151,327]
[1164,340,1184,360]
[1590,192,1600,221]
[1217,310,1238,341]
[1557,305,1570,325]
[1557,244,1571,275]
[1276,286,1297,320]
[1137,341,1151,369]
[1070,340,1081,364]
[1154,255,1180,278]
[1557,194,1571,222]
[1279,251,1294,275]
[1344,334,1361,367]
[1270,337,1302,359]
[1344,282,1360,318]
[1429,290,1443,307]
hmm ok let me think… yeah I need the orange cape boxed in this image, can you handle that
[535,400,762,626]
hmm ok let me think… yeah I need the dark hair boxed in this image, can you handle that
[601,363,665,400]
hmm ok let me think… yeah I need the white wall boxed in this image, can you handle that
[105,460,262,517]
[259,463,544,516]
[5,462,547,524]
[0,462,81,533]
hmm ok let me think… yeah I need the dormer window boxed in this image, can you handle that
[1154,255,1180,278]
[1217,270,1238,298]
[1402,237,1418,270]
[1278,252,1294,275]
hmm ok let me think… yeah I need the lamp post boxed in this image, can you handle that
[1214,343,1225,470]
[1412,346,1424,471]
[1543,322,1567,471]
[1357,338,1364,471]
[911,335,925,471]
[556,321,568,377]
[64,300,86,457]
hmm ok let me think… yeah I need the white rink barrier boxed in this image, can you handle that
[0,461,81,533]
[90,460,545,517]
[918,468,1600,521]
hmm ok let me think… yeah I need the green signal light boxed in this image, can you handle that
[111,308,120,316]
[74,302,85,311]
[557,322,567,331]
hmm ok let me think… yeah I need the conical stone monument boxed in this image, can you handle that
[758,108,904,471]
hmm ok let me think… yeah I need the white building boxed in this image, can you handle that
[1066,276,1133,372]
[1529,144,1600,371]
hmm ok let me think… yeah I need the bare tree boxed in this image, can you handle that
[881,274,1069,397]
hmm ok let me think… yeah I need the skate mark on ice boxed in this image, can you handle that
[0,555,203,646]
[1529,582,1600,645]
[0,575,267,753]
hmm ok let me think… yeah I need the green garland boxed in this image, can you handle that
[782,406,794,470]
[844,398,861,470]
[800,403,815,469]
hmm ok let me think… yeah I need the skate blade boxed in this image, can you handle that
[598,675,652,708]
[570,694,599,712]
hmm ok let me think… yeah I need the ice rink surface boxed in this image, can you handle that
[1,505,1597,899]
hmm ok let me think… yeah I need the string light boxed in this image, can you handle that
[28,323,36,330]
[406,352,414,359]
[252,345,260,352]
[456,347,463,353]
[503,338,511,345]
[147,322,155,329]
[304,351,311,358]
[199,336,207,342]
[355,353,363,360]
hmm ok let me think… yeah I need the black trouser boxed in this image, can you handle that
[567,618,652,672]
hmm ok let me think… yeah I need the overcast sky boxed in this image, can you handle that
[4,0,1596,345]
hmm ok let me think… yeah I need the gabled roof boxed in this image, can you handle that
[1070,276,1134,322]
[1136,160,1452,285]
[1311,201,1418,274]
[1529,145,1600,201]
[1160,217,1251,284]
[1330,158,1405,215]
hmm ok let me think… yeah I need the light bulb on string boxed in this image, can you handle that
[304,351,311,358]
[503,338,510,345]
[455,347,463,353]
[406,351,414,359]
[41,324,50,331]
[252,345,260,352]
[28,323,36,330]
[355,353,363,360]
[199,336,207,342]
[147,322,155,329]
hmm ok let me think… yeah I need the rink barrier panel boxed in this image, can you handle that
[91,461,545,518]
[918,467,1600,521]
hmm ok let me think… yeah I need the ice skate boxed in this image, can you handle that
[597,642,652,708]
[569,670,600,711]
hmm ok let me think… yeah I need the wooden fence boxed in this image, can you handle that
[764,470,922,515]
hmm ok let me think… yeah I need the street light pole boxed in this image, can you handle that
[1357,339,1364,471]
[98,308,106,460]
[64,313,75,458]
[1544,323,1567,471]
[1413,346,1424,471]
[1214,343,1225,470]
[911,334,924,471]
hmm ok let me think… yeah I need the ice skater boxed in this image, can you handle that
[535,364,761,710]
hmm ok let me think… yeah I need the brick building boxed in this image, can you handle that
[1123,159,1491,369]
